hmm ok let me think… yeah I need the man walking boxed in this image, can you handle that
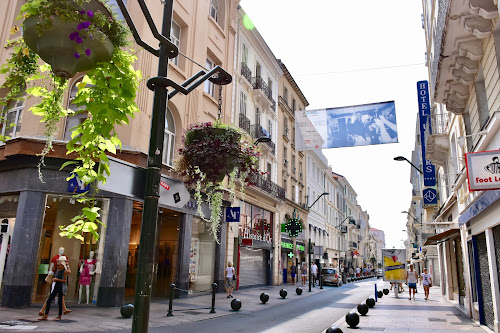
[406,264,418,300]
[290,263,297,285]
[311,262,318,287]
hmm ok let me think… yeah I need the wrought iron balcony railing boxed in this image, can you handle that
[238,113,251,134]
[248,172,285,200]
[240,62,252,83]
[252,76,276,109]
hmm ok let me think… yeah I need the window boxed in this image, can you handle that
[209,0,219,22]
[299,162,303,179]
[162,108,176,166]
[239,90,247,116]
[292,127,295,145]
[204,58,215,97]
[1,99,24,139]
[170,21,181,66]
[65,78,88,140]
[284,117,289,137]
[267,162,272,182]
[268,119,273,138]
[283,86,288,104]
[283,178,287,193]
[242,42,249,65]
[283,146,288,164]
[292,155,296,173]
[267,78,273,95]
[292,98,296,111]
[255,107,260,125]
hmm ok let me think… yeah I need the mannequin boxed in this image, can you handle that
[78,251,96,304]
[49,247,66,275]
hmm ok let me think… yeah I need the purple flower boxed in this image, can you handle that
[69,32,79,40]
[74,52,81,59]
[87,11,94,17]
[77,23,84,30]
[83,21,91,29]
[75,36,83,44]
[79,10,85,15]
[85,48,91,56]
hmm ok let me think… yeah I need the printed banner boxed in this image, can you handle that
[465,149,500,191]
[295,101,398,151]
[382,249,406,282]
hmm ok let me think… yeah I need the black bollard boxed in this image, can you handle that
[357,303,369,316]
[366,297,376,308]
[230,298,242,311]
[210,283,217,313]
[120,304,134,318]
[320,274,323,289]
[260,293,269,304]
[167,283,175,317]
[383,288,389,295]
[296,287,303,295]
[377,290,383,298]
[345,311,360,328]
[280,289,288,299]
[325,326,343,333]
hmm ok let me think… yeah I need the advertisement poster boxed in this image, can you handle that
[465,149,500,191]
[295,101,397,151]
[382,249,406,282]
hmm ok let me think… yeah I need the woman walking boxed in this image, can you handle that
[421,268,432,300]
[38,257,68,321]
[225,261,235,298]
[301,263,307,286]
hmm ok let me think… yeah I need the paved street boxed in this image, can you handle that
[0,279,485,332]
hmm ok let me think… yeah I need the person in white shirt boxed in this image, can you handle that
[405,264,418,300]
[225,261,235,298]
[311,263,318,286]
[356,267,361,277]
[420,268,432,300]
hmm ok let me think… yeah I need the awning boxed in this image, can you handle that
[423,229,460,246]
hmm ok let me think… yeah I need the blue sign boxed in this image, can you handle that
[422,188,438,206]
[417,81,437,187]
[226,207,240,222]
[68,174,90,194]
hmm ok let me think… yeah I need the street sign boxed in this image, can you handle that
[68,174,90,194]
[423,188,438,206]
[226,207,240,222]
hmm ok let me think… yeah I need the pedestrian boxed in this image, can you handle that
[301,263,307,286]
[420,268,432,300]
[348,267,353,278]
[225,261,235,298]
[356,267,361,277]
[290,263,297,285]
[405,264,418,300]
[38,257,68,321]
[311,262,318,286]
[343,265,348,284]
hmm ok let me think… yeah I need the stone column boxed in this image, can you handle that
[175,213,192,297]
[97,197,133,307]
[2,191,45,308]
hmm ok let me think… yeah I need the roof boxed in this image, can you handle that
[277,59,309,106]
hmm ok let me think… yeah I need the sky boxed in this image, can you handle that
[239,0,428,248]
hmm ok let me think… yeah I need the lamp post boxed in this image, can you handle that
[393,156,423,174]
[401,210,420,224]
[307,192,329,292]
[115,1,232,332]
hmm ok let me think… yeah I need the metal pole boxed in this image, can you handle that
[167,283,175,317]
[320,272,323,289]
[132,2,173,332]
[210,283,217,313]
[308,238,312,292]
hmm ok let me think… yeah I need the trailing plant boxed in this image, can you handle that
[0,0,141,241]
[175,121,261,242]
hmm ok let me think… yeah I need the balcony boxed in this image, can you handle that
[349,241,358,249]
[248,172,285,201]
[240,62,252,84]
[252,76,276,111]
[348,218,356,228]
[425,113,449,167]
[238,113,251,134]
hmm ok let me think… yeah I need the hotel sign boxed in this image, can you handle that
[465,149,500,191]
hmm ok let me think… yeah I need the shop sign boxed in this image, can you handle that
[382,248,406,282]
[67,174,90,193]
[280,241,304,252]
[465,149,500,191]
[225,207,240,222]
[240,227,272,244]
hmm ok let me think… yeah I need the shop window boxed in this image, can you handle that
[33,195,109,304]
[170,21,181,67]
[162,108,176,167]
[189,218,216,292]
[1,98,24,139]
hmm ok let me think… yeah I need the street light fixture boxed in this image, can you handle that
[401,211,421,224]
[393,156,423,174]
[254,137,271,145]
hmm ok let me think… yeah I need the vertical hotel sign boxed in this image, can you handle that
[417,81,438,207]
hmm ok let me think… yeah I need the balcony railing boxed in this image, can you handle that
[238,113,251,134]
[240,62,252,83]
[251,124,275,154]
[248,172,285,200]
[252,76,276,109]
[349,241,358,249]
[429,113,448,135]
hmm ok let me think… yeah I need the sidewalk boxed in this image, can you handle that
[0,282,325,332]
[328,282,486,333]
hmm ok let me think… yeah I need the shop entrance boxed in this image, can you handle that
[125,202,180,299]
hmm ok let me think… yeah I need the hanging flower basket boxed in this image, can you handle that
[174,121,261,241]
[21,0,128,78]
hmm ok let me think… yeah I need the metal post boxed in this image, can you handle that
[132,2,173,332]
[375,283,378,302]
[320,273,323,289]
[308,238,312,292]
[210,283,217,313]
[167,283,175,317]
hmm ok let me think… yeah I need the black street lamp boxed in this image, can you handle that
[115,1,232,332]
[306,192,329,292]
[393,156,423,174]
[254,137,271,145]
[401,210,421,224]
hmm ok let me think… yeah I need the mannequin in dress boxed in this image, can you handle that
[78,251,96,304]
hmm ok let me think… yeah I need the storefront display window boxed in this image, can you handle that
[33,195,109,304]
[239,202,272,244]
[0,195,19,289]
[189,218,215,292]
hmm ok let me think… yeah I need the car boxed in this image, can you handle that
[321,268,342,286]
[376,268,383,278]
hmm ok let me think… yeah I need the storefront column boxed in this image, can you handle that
[214,222,227,292]
[2,191,45,308]
[485,228,500,333]
[97,197,133,307]
[175,213,191,296]
[443,241,454,300]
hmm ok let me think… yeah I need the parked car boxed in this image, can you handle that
[321,268,342,286]
[376,268,383,278]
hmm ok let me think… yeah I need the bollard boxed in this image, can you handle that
[375,284,378,302]
[366,297,375,308]
[325,326,343,333]
[260,293,269,304]
[383,288,389,295]
[357,303,369,316]
[230,298,242,311]
[120,304,134,318]
[167,283,175,317]
[296,287,303,295]
[345,311,360,328]
[210,282,217,313]
[320,274,323,289]
[377,290,383,298]
[280,289,287,299]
